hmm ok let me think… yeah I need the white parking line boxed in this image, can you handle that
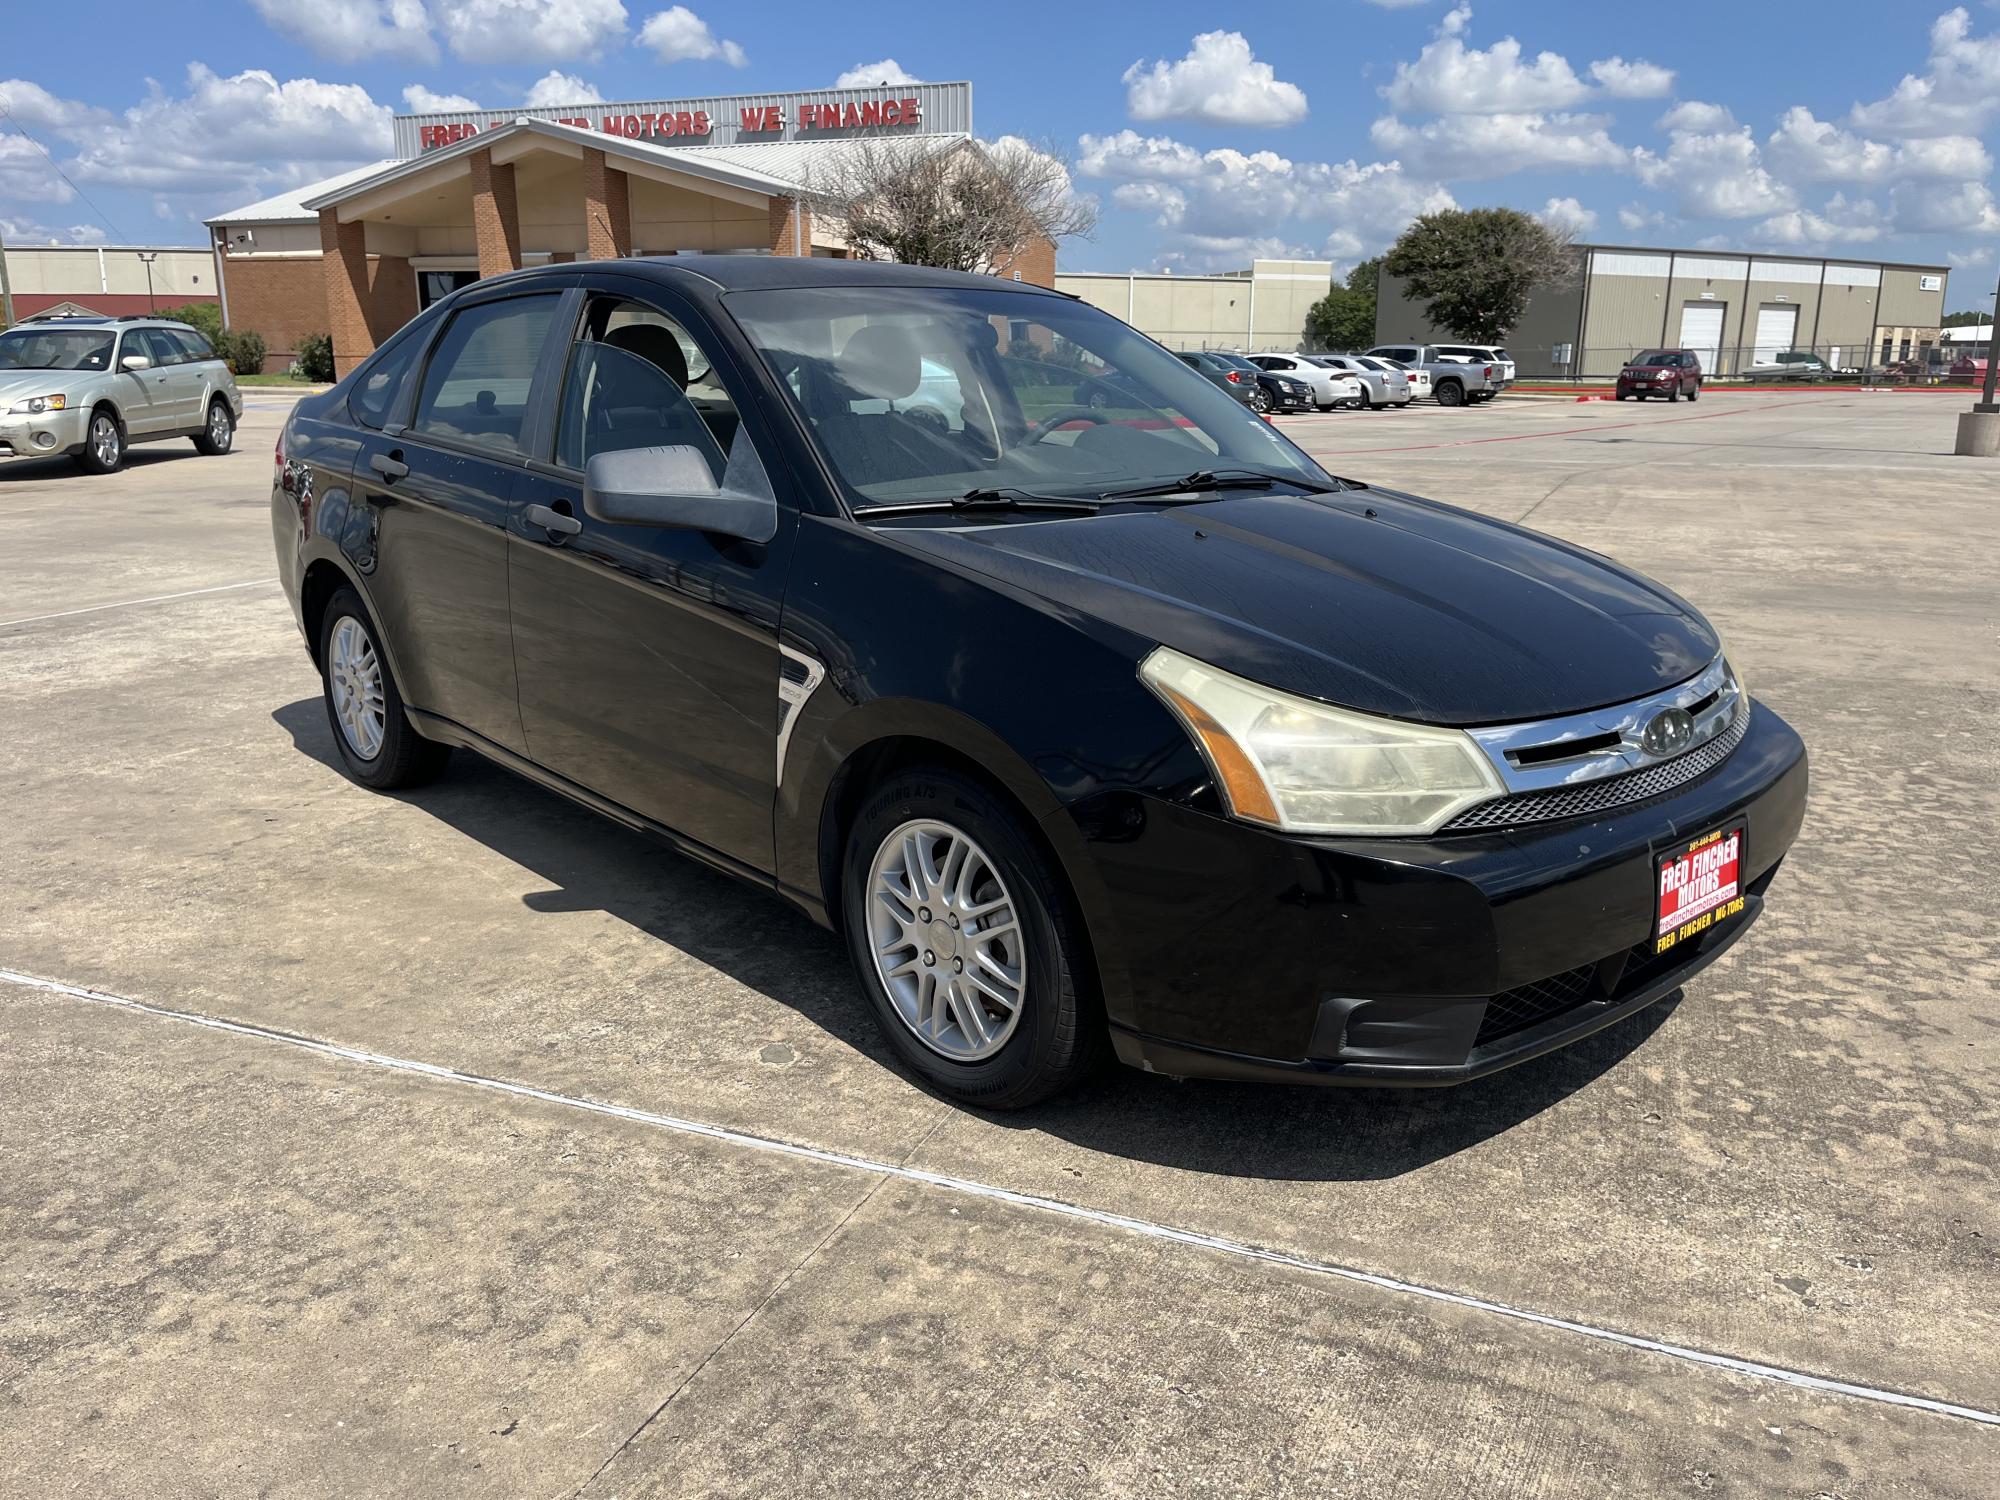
[0,577,278,628]
[4,963,1996,1431]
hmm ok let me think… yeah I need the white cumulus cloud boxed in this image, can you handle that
[1635,127,1794,219]
[1382,23,1591,114]
[1891,177,2000,232]
[402,84,481,112]
[1589,57,1675,99]
[1617,203,1667,232]
[1752,195,1886,246]
[1124,31,1308,127]
[1656,100,1737,133]
[1080,127,1452,268]
[1851,5,2000,136]
[833,59,921,88]
[439,0,630,65]
[636,5,746,67]
[1541,195,1597,235]
[1370,111,1631,178]
[246,0,437,63]
[523,70,603,107]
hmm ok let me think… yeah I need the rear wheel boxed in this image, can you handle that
[1248,385,1271,413]
[193,398,235,454]
[1434,380,1465,408]
[76,408,123,474]
[843,768,1101,1108]
[317,587,451,790]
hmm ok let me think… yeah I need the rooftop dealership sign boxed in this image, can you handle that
[395,80,974,156]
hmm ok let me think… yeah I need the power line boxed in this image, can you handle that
[0,98,126,242]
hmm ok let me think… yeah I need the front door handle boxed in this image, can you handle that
[525,502,582,538]
[370,451,409,481]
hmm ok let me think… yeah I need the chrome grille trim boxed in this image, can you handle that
[1440,699,1750,832]
[1467,654,1743,795]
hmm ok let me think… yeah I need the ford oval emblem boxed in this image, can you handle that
[1640,707,1696,758]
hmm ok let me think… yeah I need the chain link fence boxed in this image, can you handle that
[1508,332,1990,387]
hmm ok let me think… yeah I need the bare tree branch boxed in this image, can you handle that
[804,137,1095,274]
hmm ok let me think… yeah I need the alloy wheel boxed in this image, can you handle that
[91,415,120,467]
[328,615,387,761]
[866,819,1026,1062]
[208,403,233,451]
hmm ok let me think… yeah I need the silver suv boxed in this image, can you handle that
[0,315,243,473]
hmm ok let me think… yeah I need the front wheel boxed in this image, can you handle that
[1434,381,1465,408]
[1687,384,1700,402]
[317,587,451,790]
[194,398,235,455]
[76,409,124,474]
[843,769,1101,1108]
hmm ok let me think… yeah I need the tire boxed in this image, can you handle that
[842,767,1102,1109]
[1248,386,1271,413]
[1668,387,1682,403]
[1687,384,1700,402]
[194,397,235,455]
[1434,380,1465,408]
[76,407,124,474]
[317,587,451,790]
[1615,393,1628,401]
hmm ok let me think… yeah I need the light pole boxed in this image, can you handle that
[1955,271,2000,455]
[0,222,14,328]
[136,250,159,313]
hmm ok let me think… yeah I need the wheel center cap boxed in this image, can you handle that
[927,919,959,959]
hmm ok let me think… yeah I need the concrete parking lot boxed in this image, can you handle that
[2,389,1995,1497]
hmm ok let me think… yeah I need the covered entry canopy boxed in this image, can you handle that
[304,117,921,373]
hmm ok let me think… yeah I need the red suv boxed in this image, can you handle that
[1616,349,1702,402]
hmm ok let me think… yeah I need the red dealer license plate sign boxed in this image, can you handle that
[1656,825,1745,956]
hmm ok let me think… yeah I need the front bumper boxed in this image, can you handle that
[1065,699,1808,1087]
[0,404,89,459]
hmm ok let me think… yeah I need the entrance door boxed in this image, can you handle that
[1753,304,1799,364]
[1679,303,1725,374]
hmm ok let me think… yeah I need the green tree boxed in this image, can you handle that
[1942,309,1992,328]
[1382,208,1577,343]
[1302,259,1383,351]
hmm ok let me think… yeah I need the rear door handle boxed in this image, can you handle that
[370,451,409,480]
[525,503,582,538]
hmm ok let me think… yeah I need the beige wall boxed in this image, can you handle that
[3,244,215,299]
[1055,259,1333,351]
[1877,266,1947,327]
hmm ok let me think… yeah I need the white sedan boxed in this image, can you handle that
[1250,352,1365,411]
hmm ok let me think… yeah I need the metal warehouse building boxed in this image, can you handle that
[1378,245,1950,379]
[1055,261,1335,353]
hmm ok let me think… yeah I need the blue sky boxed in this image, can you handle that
[2,0,1996,311]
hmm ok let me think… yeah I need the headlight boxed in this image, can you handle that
[6,394,67,415]
[1141,647,1506,836]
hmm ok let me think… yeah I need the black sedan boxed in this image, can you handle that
[273,257,1807,1108]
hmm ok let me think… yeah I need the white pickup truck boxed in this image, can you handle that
[1366,343,1509,407]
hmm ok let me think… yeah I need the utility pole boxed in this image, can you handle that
[0,223,15,328]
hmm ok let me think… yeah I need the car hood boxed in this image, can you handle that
[894,487,1718,725]
[0,370,88,402]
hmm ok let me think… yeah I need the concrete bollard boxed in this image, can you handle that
[1955,410,2000,457]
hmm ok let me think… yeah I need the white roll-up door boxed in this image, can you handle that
[1679,303,1724,370]
[1753,304,1798,363]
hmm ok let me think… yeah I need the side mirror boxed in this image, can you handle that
[120,353,152,372]
[582,445,779,544]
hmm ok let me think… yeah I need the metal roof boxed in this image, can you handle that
[205,160,402,226]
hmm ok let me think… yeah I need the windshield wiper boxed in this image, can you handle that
[852,486,1103,519]
[1098,468,1344,501]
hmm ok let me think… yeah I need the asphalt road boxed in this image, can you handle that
[2,389,1995,1497]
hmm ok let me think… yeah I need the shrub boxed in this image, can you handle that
[153,301,223,345]
[295,332,335,383]
[216,328,267,376]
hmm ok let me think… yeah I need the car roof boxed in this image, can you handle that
[473,254,1073,298]
[9,315,194,331]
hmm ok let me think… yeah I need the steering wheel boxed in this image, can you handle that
[1023,407,1111,445]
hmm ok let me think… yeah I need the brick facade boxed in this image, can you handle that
[769,196,810,256]
[583,149,631,260]
[469,150,522,278]
[312,209,423,376]
[989,236,1057,288]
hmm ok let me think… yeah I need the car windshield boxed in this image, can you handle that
[1637,353,1679,366]
[1351,356,1390,372]
[727,285,1335,508]
[0,327,116,371]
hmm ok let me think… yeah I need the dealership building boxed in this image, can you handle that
[202,81,1047,375]
[1378,245,1951,379]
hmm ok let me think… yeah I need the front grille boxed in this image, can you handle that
[1476,963,1596,1044]
[1442,704,1750,832]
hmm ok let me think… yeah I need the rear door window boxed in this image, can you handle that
[168,328,215,362]
[351,333,424,430]
[412,293,560,455]
[138,329,185,366]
